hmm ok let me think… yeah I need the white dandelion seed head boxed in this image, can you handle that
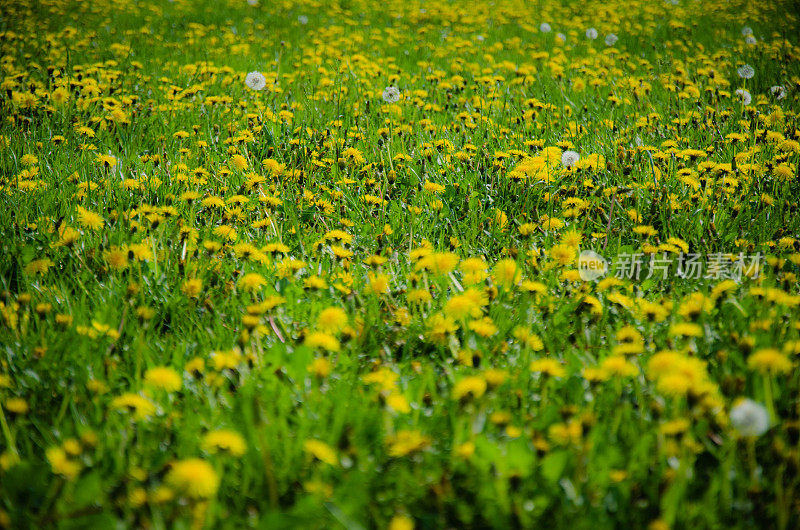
[730,399,769,437]
[245,71,267,91]
[737,64,755,79]
[561,150,580,168]
[605,33,618,46]
[745,35,757,45]
[539,22,551,33]
[735,88,752,105]
[770,85,786,100]
[741,26,753,36]
[298,15,308,24]
[556,32,567,43]
[247,0,257,5]
[586,28,598,40]
[382,86,401,103]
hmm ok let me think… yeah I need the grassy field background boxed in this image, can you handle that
[1,0,800,528]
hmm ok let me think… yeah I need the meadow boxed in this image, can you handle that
[1,0,800,527]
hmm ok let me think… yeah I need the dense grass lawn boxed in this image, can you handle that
[1,0,800,527]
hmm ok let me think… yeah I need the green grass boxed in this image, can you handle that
[1,0,800,528]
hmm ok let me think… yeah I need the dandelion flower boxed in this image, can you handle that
[51,87,70,105]
[202,430,247,456]
[737,64,754,79]
[165,459,219,499]
[111,393,156,420]
[388,514,415,530]
[382,86,401,103]
[303,440,338,465]
[452,376,487,401]
[4,397,28,414]
[549,244,576,266]
[729,398,769,437]
[245,71,267,91]
[468,317,498,337]
[238,273,267,292]
[46,447,80,479]
[144,366,182,392]
[386,430,430,457]
[316,307,348,333]
[530,358,566,378]
[493,258,519,287]
[96,153,117,168]
[304,331,341,352]
[181,278,202,298]
[734,88,752,105]
[561,150,580,168]
[770,85,786,100]
[747,348,792,375]
[230,154,248,170]
[367,272,390,294]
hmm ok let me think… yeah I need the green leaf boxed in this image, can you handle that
[541,450,570,483]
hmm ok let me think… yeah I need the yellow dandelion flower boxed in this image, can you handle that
[386,430,431,457]
[600,356,638,378]
[669,322,703,337]
[144,366,182,392]
[238,273,267,292]
[415,251,459,275]
[308,357,332,378]
[747,348,792,375]
[230,154,248,170]
[366,272,390,295]
[316,307,348,333]
[46,447,81,479]
[165,459,219,499]
[111,393,156,420]
[181,278,203,298]
[202,430,247,457]
[388,514,415,530]
[303,439,338,465]
[4,397,29,414]
[304,331,341,352]
[468,316,498,337]
[452,376,487,401]
[493,258,520,287]
[530,358,566,378]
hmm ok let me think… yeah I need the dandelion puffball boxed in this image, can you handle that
[605,33,618,46]
[539,22,551,33]
[770,85,786,100]
[382,86,401,103]
[586,28,598,40]
[245,71,267,91]
[730,399,769,437]
[561,150,580,168]
[735,88,752,105]
[737,64,755,79]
